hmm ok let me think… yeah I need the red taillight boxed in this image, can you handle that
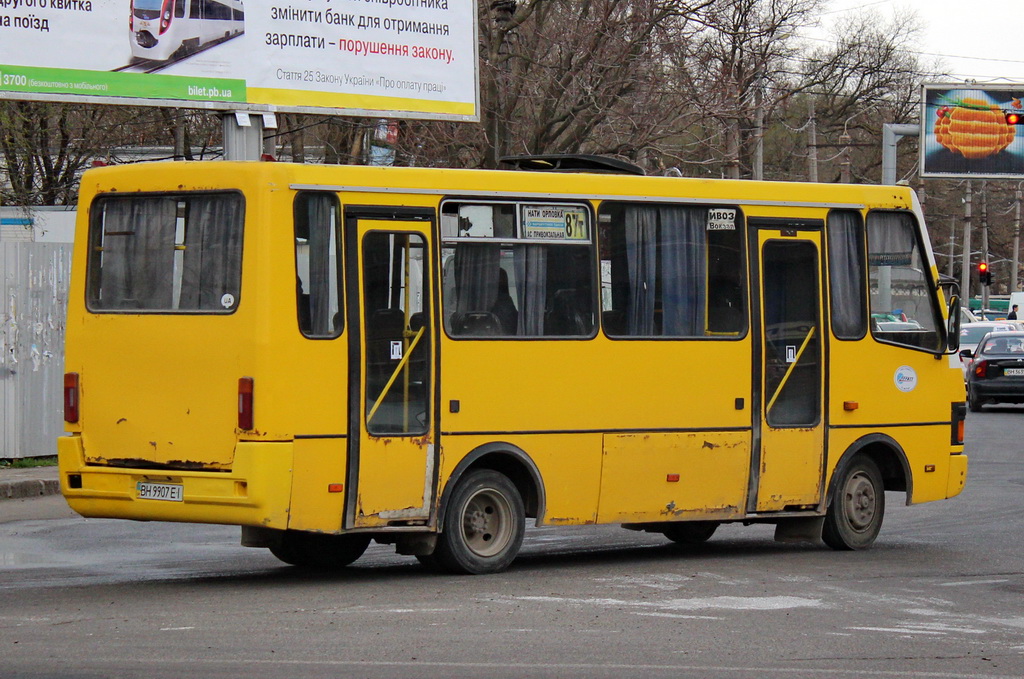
[238,377,254,430]
[64,372,80,423]
[974,360,988,378]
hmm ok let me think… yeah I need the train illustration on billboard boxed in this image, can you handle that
[130,0,244,62]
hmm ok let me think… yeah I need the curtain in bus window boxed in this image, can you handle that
[305,195,336,335]
[513,244,547,335]
[828,211,867,339]
[97,197,177,309]
[454,244,500,313]
[660,207,706,336]
[180,195,243,310]
[625,206,658,334]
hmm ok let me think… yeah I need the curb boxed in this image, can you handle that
[0,468,61,501]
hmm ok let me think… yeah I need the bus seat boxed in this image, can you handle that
[451,311,503,336]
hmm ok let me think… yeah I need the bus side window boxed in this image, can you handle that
[827,210,867,340]
[441,202,595,338]
[599,203,746,337]
[294,193,343,338]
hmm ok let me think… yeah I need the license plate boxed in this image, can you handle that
[137,482,183,502]
[1004,368,1024,377]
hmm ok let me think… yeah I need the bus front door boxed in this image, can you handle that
[750,226,826,513]
[346,216,437,529]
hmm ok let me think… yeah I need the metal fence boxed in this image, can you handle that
[1,227,73,459]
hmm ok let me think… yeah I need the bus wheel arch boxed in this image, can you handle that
[830,434,912,504]
[426,443,544,574]
[439,442,546,530]
[823,435,910,551]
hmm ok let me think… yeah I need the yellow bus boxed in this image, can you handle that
[58,157,968,574]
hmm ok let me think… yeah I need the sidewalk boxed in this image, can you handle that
[0,465,61,500]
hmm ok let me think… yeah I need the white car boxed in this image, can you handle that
[958,321,1017,379]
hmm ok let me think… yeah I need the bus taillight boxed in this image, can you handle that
[238,377,254,430]
[64,372,80,423]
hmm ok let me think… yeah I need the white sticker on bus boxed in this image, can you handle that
[894,365,918,392]
[707,208,736,231]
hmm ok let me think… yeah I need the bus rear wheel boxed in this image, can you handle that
[823,455,885,550]
[269,531,371,569]
[432,469,525,575]
[662,521,718,545]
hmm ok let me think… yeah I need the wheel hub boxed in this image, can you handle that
[844,472,876,531]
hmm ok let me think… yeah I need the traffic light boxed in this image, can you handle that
[978,261,992,285]
[1007,112,1022,125]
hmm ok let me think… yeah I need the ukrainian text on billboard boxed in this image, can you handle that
[0,0,478,120]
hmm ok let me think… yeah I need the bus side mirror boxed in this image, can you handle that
[946,295,961,352]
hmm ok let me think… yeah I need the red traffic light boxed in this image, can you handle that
[978,261,992,285]
[1007,112,1022,125]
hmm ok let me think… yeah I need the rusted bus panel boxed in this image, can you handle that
[597,432,750,524]
[0,240,72,459]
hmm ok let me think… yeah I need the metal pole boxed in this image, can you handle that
[1014,187,1021,293]
[881,123,919,185]
[961,182,973,308]
[222,111,276,161]
[807,98,818,183]
[981,180,989,309]
[948,216,956,279]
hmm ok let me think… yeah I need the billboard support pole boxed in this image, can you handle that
[881,123,919,185]
[222,112,277,161]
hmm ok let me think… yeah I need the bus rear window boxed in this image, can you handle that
[87,193,244,313]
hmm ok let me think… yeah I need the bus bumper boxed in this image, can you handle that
[946,453,968,499]
[57,435,292,529]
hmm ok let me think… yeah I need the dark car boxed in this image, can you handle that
[962,331,1024,411]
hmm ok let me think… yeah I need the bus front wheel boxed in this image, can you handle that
[822,455,885,550]
[269,531,371,569]
[432,469,525,575]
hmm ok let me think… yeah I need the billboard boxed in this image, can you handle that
[921,84,1024,179]
[0,0,479,121]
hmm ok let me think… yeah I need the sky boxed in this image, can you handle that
[812,0,1024,83]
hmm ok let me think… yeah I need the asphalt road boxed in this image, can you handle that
[1,408,1022,679]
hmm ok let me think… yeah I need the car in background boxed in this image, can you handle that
[962,331,1024,411]
[958,321,1017,379]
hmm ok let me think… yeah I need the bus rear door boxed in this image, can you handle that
[749,221,826,513]
[345,210,437,528]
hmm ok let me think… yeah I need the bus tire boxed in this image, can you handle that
[269,531,371,569]
[822,455,885,550]
[662,521,718,545]
[433,469,525,575]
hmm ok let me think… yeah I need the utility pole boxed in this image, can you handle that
[752,75,764,181]
[839,132,851,183]
[961,181,973,307]
[1014,187,1021,293]
[948,216,956,279]
[981,180,989,310]
[807,98,818,183]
